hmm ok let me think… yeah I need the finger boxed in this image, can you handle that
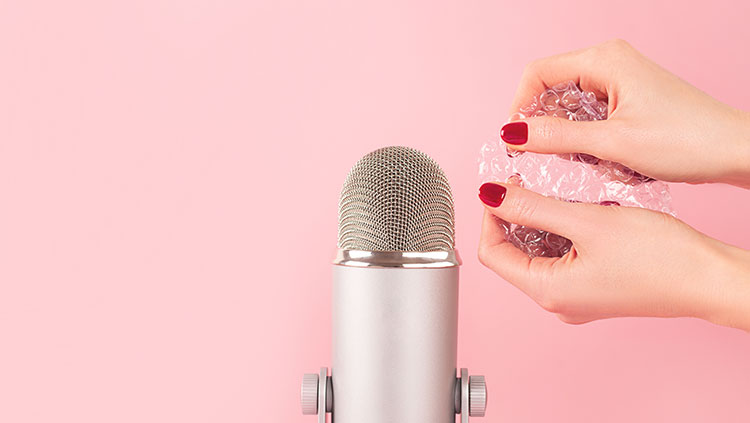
[478,182,597,242]
[508,44,613,115]
[478,209,550,300]
[501,116,614,158]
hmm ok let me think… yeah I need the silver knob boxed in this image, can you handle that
[300,373,319,415]
[468,375,487,417]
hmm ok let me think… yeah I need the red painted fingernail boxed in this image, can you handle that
[599,201,620,206]
[501,121,528,145]
[479,183,507,207]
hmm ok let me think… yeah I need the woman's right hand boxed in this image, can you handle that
[502,39,750,188]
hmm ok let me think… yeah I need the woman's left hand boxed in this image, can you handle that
[477,182,750,330]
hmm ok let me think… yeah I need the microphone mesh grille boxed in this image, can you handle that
[337,146,455,252]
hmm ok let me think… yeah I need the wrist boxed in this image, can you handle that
[717,109,750,188]
[703,243,750,331]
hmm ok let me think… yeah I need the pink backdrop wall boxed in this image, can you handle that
[1,1,749,422]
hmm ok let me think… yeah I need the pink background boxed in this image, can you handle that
[1,1,749,422]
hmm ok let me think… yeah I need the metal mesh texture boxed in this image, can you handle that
[337,146,455,252]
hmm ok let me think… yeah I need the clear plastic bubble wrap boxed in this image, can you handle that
[479,81,674,258]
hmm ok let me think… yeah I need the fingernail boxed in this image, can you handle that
[500,121,528,145]
[478,183,507,207]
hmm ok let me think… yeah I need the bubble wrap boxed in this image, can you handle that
[478,81,674,258]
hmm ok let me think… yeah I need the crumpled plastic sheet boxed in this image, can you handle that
[478,81,675,258]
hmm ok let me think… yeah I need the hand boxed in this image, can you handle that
[503,39,750,188]
[477,182,750,330]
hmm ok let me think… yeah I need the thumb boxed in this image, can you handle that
[501,116,613,157]
[478,182,598,242]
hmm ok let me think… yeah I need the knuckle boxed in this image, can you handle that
[600,38,630,51]
[609,38,631,49]
[590,120,628,160]
[477,245,491,267]
[615,121,643,147]
[602,38,634,58]
[508,194,540,224]
[583,122,615,156]
[522,59,542,77]
[557,314,586,325]
[537,290,562,313]
[540,287,576,315]
[609,120,629,145]
[528,267,570,314]
[586,38,632,60]
[535,117,564,142]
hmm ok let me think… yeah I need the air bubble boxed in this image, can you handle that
[540,89,560,111]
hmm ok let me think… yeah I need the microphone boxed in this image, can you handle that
[301,146,488,423]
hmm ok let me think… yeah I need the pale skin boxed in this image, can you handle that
[478,39,750,331]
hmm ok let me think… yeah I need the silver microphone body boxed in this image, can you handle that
[332,254,459,422]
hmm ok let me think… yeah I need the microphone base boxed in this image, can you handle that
[300,367,487,422]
